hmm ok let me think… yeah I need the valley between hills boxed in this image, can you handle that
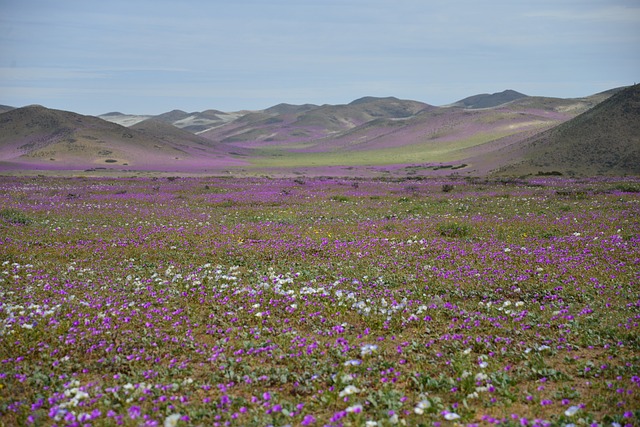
[1,85,638,178]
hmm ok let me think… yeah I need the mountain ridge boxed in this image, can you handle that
[1,86,636,176]
[452,89,528,109]
[492,84,640,176]
[0,105,246,172]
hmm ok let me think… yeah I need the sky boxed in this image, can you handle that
[1,0,639,115]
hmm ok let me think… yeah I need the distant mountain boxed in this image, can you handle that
[452,90,528,109]
[264,103,319,115]
[347,96,431,117]
[130,118,244,154]
[2,86,633,176]
[503,87,626,115]
[130,118,214,146]
[152,109,191,123]
[98,112,153,127]
[100,109,244,134]
[0,105,15,114]
[275,98,571,159]
[493,84,640,176]
[199,96,432,146]
[0,105,246,171]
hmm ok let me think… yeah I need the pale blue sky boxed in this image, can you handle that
[1,0,639,115]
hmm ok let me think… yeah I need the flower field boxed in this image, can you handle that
[1,176,639,427]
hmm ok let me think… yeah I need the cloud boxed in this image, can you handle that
[525,5,640,23]
[0,67,108,81]
[0,67,192,82]
[0,85,70,99]
[1,0,637,114]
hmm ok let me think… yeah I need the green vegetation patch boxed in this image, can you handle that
[249,131,520,168]
[0,207,33,225]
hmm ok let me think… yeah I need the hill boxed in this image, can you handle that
[0,106,246,172]
[197,94,584,172]
[198,96,432,147]
[99,109,244,134]
[452,90,528,109]
[264,103,319,115]
[492,84,640,176]
[98,112,152,127]
[2,86,633,177]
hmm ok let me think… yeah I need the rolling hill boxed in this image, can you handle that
[452,89,528,109]
[198,96,432,148]
[194,94,582,172]
[0,105,14,115]
[0,106,246,172]
[491,84,640,176]
[99,109,246,134]
[1,86,636,176]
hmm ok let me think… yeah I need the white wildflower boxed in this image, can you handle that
[564,405,580,416]
[360,344,378,356]
[339,385,360,397]
[341,374,354,383]
[444,412,460,421]
[475,373,488,381]
[414,399,431,414]
[164,413,181,427]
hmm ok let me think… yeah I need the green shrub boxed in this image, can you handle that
[330,195,350,202]
[613,183,640,193]
[441,184,454,193]
[437,222,470,238]
[0,208,33,225]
